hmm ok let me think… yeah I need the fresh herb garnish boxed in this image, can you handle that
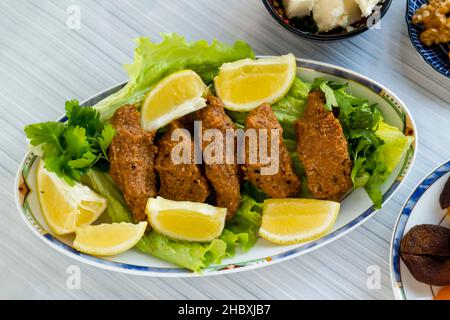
[314,81,385,194]
[312,79,336,111]
[312,78,411,208]
[25,100,116,185]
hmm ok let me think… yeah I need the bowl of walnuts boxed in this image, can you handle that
[407,0,450,77]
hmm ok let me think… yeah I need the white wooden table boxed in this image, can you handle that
[1,0,449,300]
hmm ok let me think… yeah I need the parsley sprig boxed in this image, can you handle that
[25,100,116,185]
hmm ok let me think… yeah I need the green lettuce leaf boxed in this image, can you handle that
[81,169,133,223]
[94,33,254,122]
[272,77,310,139]
[136,232,227,272]
[226,77,310,139]
[241,182,269,203]
[224,194,263,253]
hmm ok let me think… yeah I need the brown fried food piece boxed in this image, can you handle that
[196,96,241,219]
[244,103,301,198]
[439,177,450,210]
[155,119,210,202]
[295,91,353,201]
[109,105,158,223]
[401,224,450,286]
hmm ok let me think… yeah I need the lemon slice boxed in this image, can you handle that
[141,70,207,131]
[259,199,340,245]
[214,54,297,111]
[73,222,147,256]
[146,197,227,242]
[37,160,107,235]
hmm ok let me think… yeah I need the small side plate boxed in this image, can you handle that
[390,160,450,300]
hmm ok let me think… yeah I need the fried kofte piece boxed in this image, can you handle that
[401,224,450,286]
[109,105,158,223]
[196,96,241,219]
[243,103,301,198]
[400,254,450,286]
[155,119,211,202]
[295,91,353,201]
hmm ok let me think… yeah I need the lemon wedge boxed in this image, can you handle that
[73,222,147,256]
[141,70,207,131]
[146,197,227,242]
[37,160,106,235]
[214,54,297,111]
[259,199,340,245]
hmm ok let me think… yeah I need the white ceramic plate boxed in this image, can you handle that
[390,160,450,299]
[15,58,417,277]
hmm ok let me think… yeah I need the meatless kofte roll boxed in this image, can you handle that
[196,96,241,219]
[295,91,353,201]
[155,118,211,203]
[244,103,301,198]
[109,105,158,223]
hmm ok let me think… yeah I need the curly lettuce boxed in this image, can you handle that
[363,122,412,206]
[272,77,311,139]
[94,33,254,123]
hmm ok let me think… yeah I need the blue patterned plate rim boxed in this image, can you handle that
[390,160,450,300]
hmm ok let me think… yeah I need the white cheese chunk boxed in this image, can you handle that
[313,0,348,32]
[344,0,363,24]
[312,0,363,32]
[282,0,314,19]
[355,0,382,17]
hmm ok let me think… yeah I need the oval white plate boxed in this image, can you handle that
[15,58,417,277]
[390,160,450,300]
